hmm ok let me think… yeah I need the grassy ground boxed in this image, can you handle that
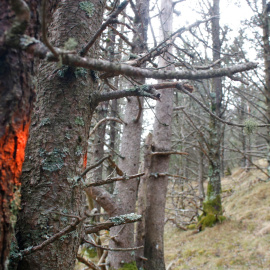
[164,160,270,270]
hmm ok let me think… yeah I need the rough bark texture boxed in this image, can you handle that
[0,1,40,268]
[107,0,150,268]
[15,1,104,269]
[143,0,174,269]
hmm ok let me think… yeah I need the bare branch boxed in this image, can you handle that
[80,156,111,178]
[151,151,188,156]
[89,117,125,137]
[77,255,101,270]
[178,86,270,127]
[84,173,144,187]
[21,38,258,81]
[80,0,130,56]
[84,239,143,251]
[19,215,86,258]
[85,213,142,234]
[41,0,58,58]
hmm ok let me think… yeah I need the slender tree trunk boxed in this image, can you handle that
[201,0,223,228]
[198,141,205,207]
[262,0,270,178]
[107,0,150,268]
[143,0,174,269]
[15,1,104,269]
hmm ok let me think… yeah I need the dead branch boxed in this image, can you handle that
[77,255,101,270]
[108,25,134,48]
[84,239,143,251]
[108,156,124,176]
[89,117,125,137]
[20,38,258,81]
[85,213,142,234]
[80,156,111,178]
[41,0,58,58]
[84,173,144,187]
[19,215,86,258]
[81,0,129,56]
[151,151,188,156]
[178,82,270,127]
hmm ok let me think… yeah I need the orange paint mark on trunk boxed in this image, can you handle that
[0,120,30,187]
[83,152,87,169]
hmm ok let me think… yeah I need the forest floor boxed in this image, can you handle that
[164,159,270,270]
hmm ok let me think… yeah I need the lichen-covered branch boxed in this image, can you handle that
[20,37,258,81]
[85,213,142,234]
[84,173,144,187]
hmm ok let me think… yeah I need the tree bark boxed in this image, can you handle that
[143,0,174,269]
[0,1,42,267]
[107,1,150,268]
[15,1,104,269]
[262,0,270,177]
[202,0,223,226]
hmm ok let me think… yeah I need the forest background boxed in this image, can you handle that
[0,0,269,269]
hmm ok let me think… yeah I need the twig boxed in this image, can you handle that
[151,151,188,156]
[81,0,129,56]
[84,173,144,187]
[42,0,58,58]
[80,156,111,178]
[77,255,101,270]
[108,156,124,176]
[85,213,142,234]
[97,250,108,266]
[84,238,144,251]
[134,97,142,123]
[19,215,86,257]
[89,117,125,137]
[178,85,270,128]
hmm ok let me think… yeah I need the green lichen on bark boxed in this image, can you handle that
[79,1,95,17]
[118,261,138,270]
[75,117,85,126]
[39,148,66,172]
[109,213,141,225]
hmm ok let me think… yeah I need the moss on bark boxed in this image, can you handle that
[118,261,138,270]
[198,181,225,230]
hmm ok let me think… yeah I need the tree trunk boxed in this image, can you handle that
[201,0,223,229]
[15,1,104,269]
[143,0,174,269]
[107,0,150,268]
[262,0,270,178]
[0,1,41,267]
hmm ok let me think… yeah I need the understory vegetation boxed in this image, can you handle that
[165,159,270,270]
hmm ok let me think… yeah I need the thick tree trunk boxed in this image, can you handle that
[143,0,174,269]
[0,1,41,267]
[15,1,104,269]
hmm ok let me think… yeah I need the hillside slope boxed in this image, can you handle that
[165,160,270,270]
